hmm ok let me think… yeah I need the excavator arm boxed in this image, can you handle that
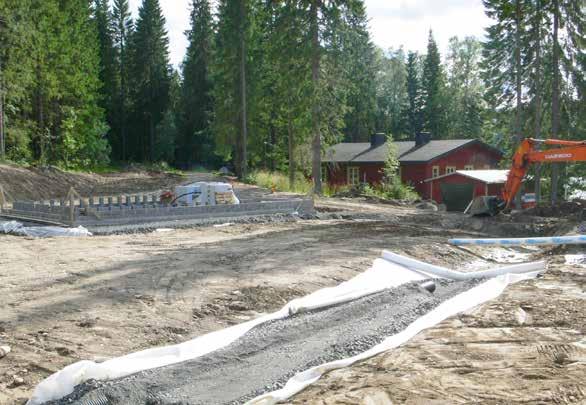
[470,138,586,215]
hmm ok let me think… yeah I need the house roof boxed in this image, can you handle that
[424,170,510,184]
[323,139,500,164]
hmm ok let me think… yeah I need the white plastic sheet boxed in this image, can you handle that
[28,253,544,405]
[0,221,91,238]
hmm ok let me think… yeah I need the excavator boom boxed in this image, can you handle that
[470,138,586,216]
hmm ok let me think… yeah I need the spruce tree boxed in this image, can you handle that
[179,0,214,168]
[93,0,119,157]
[342,1,377,142]
[405,51,423,137]
[548,0,584,203]
[112,0,133,161]
[212,0,251,177]
[129,0,171,162]
[422,30,446,138]
[482,0,528,150]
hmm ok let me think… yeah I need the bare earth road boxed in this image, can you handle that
[1,195,584,404]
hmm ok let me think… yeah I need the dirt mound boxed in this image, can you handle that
[0,164,185,201]
[518,200,585,219]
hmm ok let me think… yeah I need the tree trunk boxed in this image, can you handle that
[0,20,4,160]
[288,105,295,190]
[239,0,248,179]
[534,0,542,203]
[120,42,127,161]
[0,73,5,161]
[36,59,45,163]
[269,122,276,171]
[310,0,321,195]
[149,113,155,162]
[551,0,560,205]
[513,0,523,209]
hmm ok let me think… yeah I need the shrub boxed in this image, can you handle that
[246,170,312,194]
[363,177,420,201]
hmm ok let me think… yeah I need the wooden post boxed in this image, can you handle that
[68,189,75,225]
[0,184,5,213]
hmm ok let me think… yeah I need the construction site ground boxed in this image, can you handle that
[0,166,584,404]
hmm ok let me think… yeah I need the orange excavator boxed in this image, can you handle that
[469,138,586,216]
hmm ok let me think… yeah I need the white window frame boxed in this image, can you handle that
[446,166,456,175]
[347,166,360,186]
[432,166,440,178]
[464,165,474,170]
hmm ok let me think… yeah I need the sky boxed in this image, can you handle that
[125,0,494,67]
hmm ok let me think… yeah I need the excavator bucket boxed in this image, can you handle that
[466,196,503,216]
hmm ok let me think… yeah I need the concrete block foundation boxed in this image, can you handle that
[1,193,314,229]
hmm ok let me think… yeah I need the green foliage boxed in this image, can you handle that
[375,48,409,137]
[58,107,110,169]
[246,170,312,194]
[382,134,399,180]
[362,180,420,201]
[445,36,485,138]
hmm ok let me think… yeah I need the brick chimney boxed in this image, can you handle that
[370,133,387,148]
[415,132,431,147]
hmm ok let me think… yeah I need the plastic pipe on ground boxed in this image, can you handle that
[449,235,586,246]
[381,250,545,281]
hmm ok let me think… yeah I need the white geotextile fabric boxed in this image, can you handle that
[0,221,91,238]
[28,253,544,405]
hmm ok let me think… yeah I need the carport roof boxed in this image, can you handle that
[424,169,510,184]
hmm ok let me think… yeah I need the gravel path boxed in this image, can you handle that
[48,279,480,405]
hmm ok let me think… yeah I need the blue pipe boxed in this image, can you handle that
[449,235,586,246]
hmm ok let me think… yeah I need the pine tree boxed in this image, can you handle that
[129,0,171,162]
[112,0,133,161]
[422,30,446,138]
[178,0,214,168]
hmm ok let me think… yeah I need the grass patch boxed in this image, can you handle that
[246,170,312,194]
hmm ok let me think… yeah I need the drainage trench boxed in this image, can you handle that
[48,279,481,405]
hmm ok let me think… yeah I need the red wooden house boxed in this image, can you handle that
[323,133,503,202]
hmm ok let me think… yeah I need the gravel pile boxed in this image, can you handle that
[47,279,482,405]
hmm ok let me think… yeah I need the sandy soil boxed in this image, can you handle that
[0,171,584,404]
[0,164,189,202]
[287,259,586,405]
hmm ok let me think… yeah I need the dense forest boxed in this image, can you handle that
[0,0,584,199]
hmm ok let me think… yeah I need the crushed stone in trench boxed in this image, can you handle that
[47,278,481,405]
